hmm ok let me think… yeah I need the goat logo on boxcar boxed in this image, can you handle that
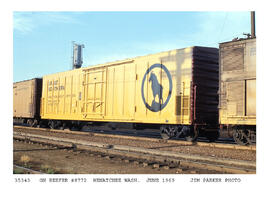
[141,63,172,112]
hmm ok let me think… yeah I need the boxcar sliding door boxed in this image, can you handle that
[82,69,106,119]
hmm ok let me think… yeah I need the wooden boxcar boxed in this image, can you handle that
[13,78,42,126]
[40,46,219,140]
[219,38,256,145]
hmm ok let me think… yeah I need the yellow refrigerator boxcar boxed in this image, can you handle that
[41,46,219,140]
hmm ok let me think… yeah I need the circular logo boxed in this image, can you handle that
[141,63,173,112]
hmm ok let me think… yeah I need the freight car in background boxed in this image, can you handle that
[219,38,256,145]
[39,46,219,141]
[13,78,42,126]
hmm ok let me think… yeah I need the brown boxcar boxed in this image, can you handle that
[13,78,42,126]
[219,38,256,145]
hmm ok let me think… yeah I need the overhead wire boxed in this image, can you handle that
[217,12,229,43]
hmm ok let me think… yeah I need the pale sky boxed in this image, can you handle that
[13,11,251,82]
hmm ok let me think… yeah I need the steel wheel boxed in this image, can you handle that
[232,129,248,145]
[160,125,177,140]
[246,130,256,145]
[160,125,171,140]
[48,120,61,129]
[48,121,55,129]
[27,119,34,127]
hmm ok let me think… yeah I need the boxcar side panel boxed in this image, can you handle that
[123,63,136,119]
[41,69,82,120]
[176,48,193,124]
[13,79,36,118]
[246,79,256,116]
[133,48,193,124]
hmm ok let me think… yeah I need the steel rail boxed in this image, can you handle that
[13,164,44,174]
[13,125,256,151]
[13,132,256,174]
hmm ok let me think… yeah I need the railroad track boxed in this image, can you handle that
[13,125,256,151]
[13,131,256,174]
[14,123,235,143]
[13,164,44,174]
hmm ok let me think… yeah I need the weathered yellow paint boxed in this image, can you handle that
[219,38,256,125]
[41,48,196,125]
